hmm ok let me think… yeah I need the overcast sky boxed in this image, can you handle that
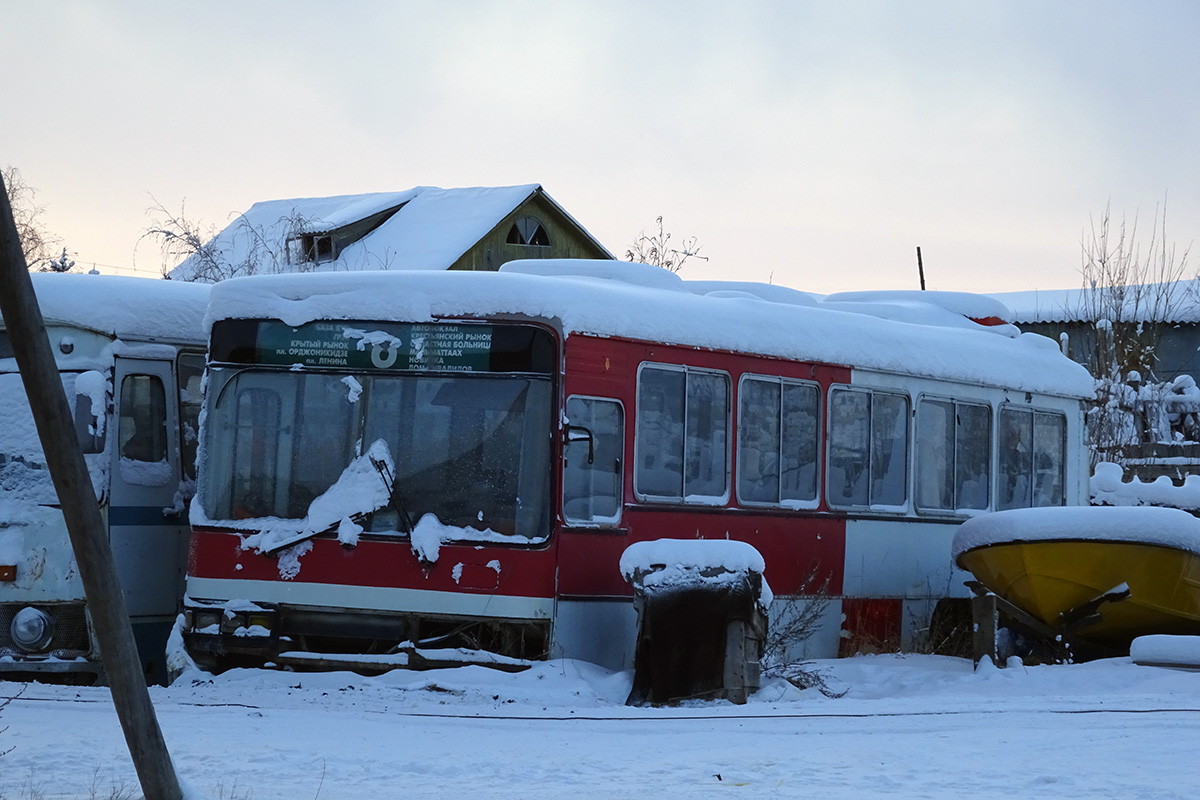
[4,1,1198,293]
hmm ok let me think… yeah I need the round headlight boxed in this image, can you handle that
[11,607,53,652]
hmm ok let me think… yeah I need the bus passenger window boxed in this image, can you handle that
[917,399,990,513]
[635,365,729,503]
[829,389,869,505]
[563,397,624,525]
[738,377,819,506]
[998,407,1032,510]
[737,379,781,503]
[870,393,909,506]
[781,383,819,504]
[916,400,955,509]
[685,371,728,499]
[1033,412,1065,506]
[636,368,686,499]
[956,403,991,510]
[828,387,909,508]
[999,406,1064,509]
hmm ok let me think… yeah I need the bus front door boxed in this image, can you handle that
[108,356,187,683]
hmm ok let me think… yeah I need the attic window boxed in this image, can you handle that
[306,234,335,263]
[507,216,550,247]
[287,233,336,264]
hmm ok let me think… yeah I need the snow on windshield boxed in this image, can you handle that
[205,268,1093,399]
[234,439,398,558]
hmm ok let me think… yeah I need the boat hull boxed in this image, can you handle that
[957,539,1200,648]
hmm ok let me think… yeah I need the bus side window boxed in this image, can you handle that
[177,353,205,482]
[998,406,1064,509]
[635,364,730,503]
[828,387,909,508]
[916,399,991,513]
[563,396,624,525]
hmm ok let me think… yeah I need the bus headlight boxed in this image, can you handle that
[11,607,53,653]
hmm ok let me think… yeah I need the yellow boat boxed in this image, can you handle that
[953,506,1200,649]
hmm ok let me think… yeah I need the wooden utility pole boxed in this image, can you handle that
[0,174,182,799]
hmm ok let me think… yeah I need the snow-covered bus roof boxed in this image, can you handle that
[204,263,1094,398]
[3,273,211,345]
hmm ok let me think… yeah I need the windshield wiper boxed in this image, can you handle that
[371,455,413,536]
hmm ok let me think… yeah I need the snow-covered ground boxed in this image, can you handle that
[4,654,1200,799]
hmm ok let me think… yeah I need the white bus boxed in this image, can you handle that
[0,273,208,684]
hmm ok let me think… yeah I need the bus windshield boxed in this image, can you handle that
[201,368,553,541]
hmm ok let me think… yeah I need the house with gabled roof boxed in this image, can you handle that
[168,184,613,282]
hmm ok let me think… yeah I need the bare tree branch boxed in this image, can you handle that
[626,215,707,273]
[2,165,63,272]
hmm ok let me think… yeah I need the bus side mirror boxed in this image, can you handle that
[564,424,595,465]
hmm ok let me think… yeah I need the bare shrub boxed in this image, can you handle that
[760,568,845,698]
[141,199,321,282]
[1072,199,1195,464]
[626,215,707,273]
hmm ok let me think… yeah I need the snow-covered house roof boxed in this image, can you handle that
[168,184,613,282]
[205,261,1094,399]
[990,282,1200,325]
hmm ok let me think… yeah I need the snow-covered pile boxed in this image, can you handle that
[1091,461,1200,510]
[822,289,1020,337]
[1130,634,1200,668]
[951,504,1200,560]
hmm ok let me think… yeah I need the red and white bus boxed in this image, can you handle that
[181,261,1092,672]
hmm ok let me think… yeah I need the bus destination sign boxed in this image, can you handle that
[258,321,495,372]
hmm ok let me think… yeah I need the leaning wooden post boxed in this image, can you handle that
[0,174,183,800]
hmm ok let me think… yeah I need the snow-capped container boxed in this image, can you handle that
[620,539,770,705]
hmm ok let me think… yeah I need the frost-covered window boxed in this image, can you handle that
[916,399,990,512]
[737,376,819,506]
[635,364,729,503]
[563,396,624,525]
[118,375,167,464]
[998,406,1066,510]
[828,387,909,508]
